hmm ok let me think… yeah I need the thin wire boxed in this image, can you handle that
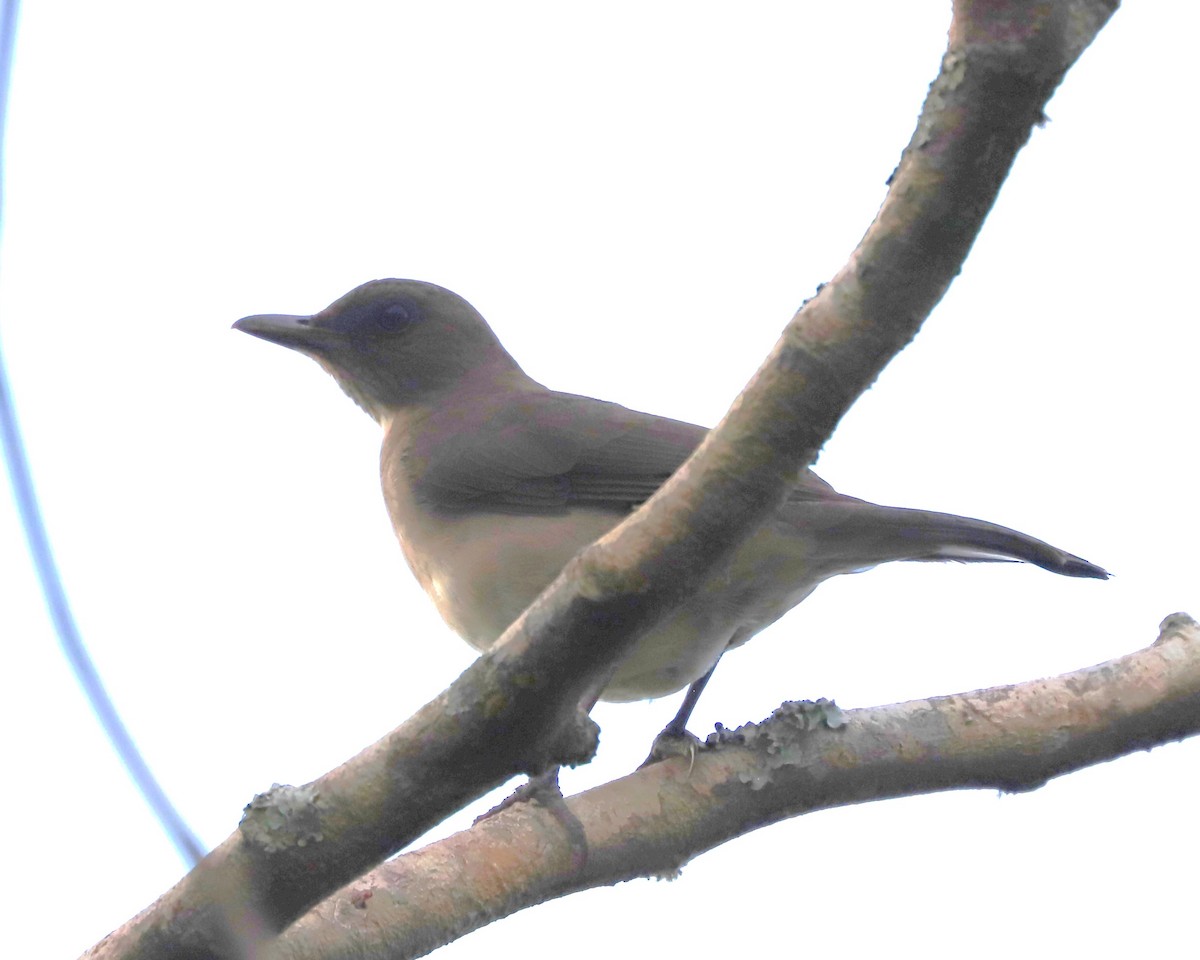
[0,0,204,866]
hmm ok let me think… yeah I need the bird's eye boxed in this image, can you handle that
[375,302,414,332]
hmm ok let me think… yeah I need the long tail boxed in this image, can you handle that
[796,502,1109,580]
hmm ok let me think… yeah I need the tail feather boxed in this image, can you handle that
[798,502,1110,580]
[913,530,1109,579]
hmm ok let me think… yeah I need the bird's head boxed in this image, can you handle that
[234,279,519,421]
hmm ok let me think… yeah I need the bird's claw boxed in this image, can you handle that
[639,727,702,771]
[475,767,563,823]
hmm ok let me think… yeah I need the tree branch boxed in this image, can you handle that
[271,613,1200,960]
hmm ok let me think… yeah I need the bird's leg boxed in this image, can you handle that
[664,659,719,738]
[640,654,723,768]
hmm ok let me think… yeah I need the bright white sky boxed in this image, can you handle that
[2,3,1196,957]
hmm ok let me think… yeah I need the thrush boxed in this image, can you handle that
[235,279,1106,729]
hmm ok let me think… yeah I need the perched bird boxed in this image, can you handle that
[235,279,1106,724]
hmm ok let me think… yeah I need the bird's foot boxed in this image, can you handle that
[639,724,702,771]
[475,767,564,823]
[475,767,589,870]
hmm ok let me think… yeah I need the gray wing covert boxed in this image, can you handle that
[408,388,843,513]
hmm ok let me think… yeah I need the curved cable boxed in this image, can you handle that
[0,0,204,866]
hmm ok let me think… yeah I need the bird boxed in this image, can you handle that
[234,279,1107,733]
